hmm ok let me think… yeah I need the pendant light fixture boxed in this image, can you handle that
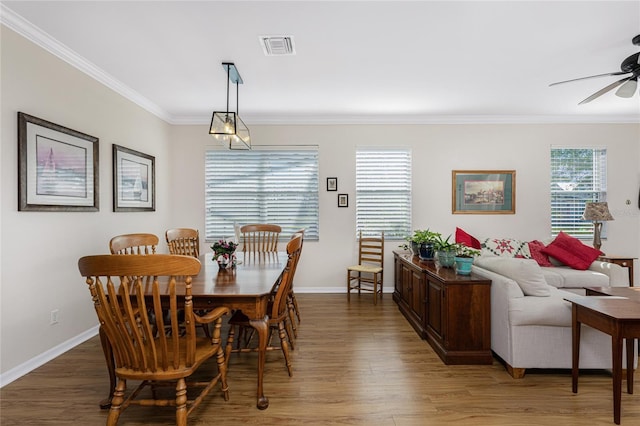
[209,62,251,150]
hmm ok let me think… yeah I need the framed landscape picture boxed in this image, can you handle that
[113,144,155,212]
[452,170,515,214]
[18,112,99,212]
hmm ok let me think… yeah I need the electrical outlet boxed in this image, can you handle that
[50,309,59,325]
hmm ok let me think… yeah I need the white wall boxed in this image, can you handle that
[169,123,640,292]
[1,27,172,379]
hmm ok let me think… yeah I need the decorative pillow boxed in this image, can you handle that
[455,227,481,249]
[474,257,550,296]
[528,240,553,267]
[540,231,602,270]
[481,238,531,258]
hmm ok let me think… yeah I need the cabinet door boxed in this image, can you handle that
[410,270,425,321]
[426,279,444,343]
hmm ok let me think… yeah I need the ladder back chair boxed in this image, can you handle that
[166,228,200,258]
[109,233,159,255]
[347,231,385,305]
[78,254,230,426]
[225,234,303,377]
[240,224,281,253]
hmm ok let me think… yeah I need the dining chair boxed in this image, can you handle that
[166,228,200,257]
[240,224,281,253]
[347,230,385,305]
[109,233,159,255]
[77,254,230,426]
[287,229,305,338]
[225,233,303,377]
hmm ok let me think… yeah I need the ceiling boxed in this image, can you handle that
[2,1,640,125]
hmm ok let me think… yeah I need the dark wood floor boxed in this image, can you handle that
[1,293,638,425]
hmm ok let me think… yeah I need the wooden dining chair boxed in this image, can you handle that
[109,233,159,255]
[347,230,384,305]
[225,234,303,377]
[240,224,281,253]
[78,254,230,426]
[166,228,200,257]
[287,229,305,338]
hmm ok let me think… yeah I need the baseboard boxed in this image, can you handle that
[0,325,99,388]
[295,287,395,293]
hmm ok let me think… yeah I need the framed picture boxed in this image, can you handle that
[18,112,99,212]
[113,144,155,212]
[327,177,338,191]
[338,193,348,208]
[452,170,515,214]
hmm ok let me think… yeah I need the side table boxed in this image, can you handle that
[598,256,636,287]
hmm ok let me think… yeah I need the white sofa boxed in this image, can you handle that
[471,256,632,378]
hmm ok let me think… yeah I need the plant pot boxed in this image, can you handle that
[454,256,474,275]
[411,241,419,256]
[418,242,435,260]
[436,251,456,268]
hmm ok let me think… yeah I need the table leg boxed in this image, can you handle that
[571,306,581,394]
[626,338,634,394]
[612,333,623,425]
[249,315,270,410]
[99,326,115,409]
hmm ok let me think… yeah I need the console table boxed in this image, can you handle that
[393,251,492,365]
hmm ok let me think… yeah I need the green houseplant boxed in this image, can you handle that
[413,229,441,261]
[454,244,481,275]
[433,234,457,268]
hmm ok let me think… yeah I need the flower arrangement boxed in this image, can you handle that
[211,239,238,268]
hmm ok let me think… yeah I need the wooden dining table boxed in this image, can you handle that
[98,251,287,410]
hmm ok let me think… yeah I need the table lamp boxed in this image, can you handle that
[582,202,614,250]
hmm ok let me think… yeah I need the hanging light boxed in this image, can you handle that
[209,62,251,150]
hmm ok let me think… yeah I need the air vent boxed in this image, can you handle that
[259,36,296,56]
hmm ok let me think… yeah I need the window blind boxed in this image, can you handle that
[356,148,411,240]
[205,148,319,241]
[550,147,607,238]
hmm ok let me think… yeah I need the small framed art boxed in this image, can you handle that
[452,170,515,214]
[113,144,155,212]
[17,112,99,212]
[338,193,348,207]
[327,177,337,191]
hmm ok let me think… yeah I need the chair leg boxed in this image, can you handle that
[107,379,126,426]
[287,295,298,338]
[285,317,296,351]
[373,272,377,305]
[291,292,301,323]
[347,270,351,302]
[225,325,235,368]
[175,378,187,426]
[216,347,230,400]
[278,321,293,376]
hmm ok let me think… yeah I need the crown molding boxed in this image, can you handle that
[1,4,172,123]
[3,4,638,127]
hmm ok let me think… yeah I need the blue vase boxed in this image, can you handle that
[454,256,474,275]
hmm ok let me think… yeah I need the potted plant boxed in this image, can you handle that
[433,234,457,268]
[413,229,441,261]
[454,244,481,275]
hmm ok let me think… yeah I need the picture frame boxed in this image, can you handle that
[452,170,515,214]
[338,193,348,208]
[327,177,338,191]
[17,112,99,212]
[113,144,155,212]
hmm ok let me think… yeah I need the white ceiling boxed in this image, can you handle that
[2,1,640,124]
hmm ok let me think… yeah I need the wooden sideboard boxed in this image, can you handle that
[393,251,492,365]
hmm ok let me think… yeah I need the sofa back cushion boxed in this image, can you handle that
[481,238,532,258]
[540,231,602,270]
[474,256,551,296]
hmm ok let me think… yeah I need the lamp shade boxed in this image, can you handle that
[582,202,614,222]
[209,112,251,150]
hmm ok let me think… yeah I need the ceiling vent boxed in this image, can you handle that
[260,36,296,56]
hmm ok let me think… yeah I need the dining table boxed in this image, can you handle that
[98,251,287,410]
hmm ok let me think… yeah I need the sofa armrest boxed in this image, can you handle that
[588,260,629,287]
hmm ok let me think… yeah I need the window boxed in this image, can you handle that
[550,147,607,238]
[356,148,411,240]
[205,148,319,241]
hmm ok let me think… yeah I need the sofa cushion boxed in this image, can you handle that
[541,266,609,288]
[541,231,602,270]
[474,256,551,296]
[481,238,531,258]
[509,287,572,326]
[455,227,481,249]
[528,240,553,267]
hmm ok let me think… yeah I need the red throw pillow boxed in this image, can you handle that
[528,240,553,267]
[455,227,481,249]
[540,232,602,270]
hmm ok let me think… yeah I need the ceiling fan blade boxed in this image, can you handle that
[578,76,632,104]
[549,71,629,87]
[615,76,638,98]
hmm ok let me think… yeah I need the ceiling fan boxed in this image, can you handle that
[550,34,640,105]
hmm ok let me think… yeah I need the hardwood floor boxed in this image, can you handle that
[2,293,638,425]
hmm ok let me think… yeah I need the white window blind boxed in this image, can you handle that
[550,147,607,238]
[356,148,411,240]
[205,148,319,241]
